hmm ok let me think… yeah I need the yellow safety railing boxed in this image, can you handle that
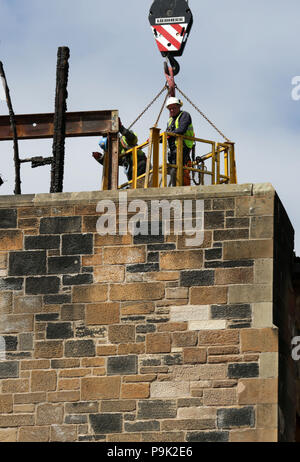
[102,127,237,190]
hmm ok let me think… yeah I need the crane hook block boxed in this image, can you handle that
[149,0,193,58]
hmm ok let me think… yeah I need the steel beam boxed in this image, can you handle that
[0,110,119,141]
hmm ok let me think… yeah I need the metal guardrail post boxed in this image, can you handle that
[176,136,184,186]
[211,142,216,185]
[152,127,160,188]
[132,147,138,189]
[162,132,168,188]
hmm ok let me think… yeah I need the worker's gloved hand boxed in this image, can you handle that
[92,152,104,165]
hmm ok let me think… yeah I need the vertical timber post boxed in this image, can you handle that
[107,132,119,190]
[50,47,70,193]
[0,61,21,195]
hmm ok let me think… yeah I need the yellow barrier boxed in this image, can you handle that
[103,129,237,190]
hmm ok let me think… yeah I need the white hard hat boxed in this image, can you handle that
[166,97,183,108]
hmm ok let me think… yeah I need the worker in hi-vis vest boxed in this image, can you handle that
[166,97,194,186]
[93,119,147,185]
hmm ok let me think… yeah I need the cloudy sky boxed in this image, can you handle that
[0,0,300,254]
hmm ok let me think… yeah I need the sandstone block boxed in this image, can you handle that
[94,266,125,283]
[229,428,277,442]
[235,196,274,217]
[2,379,29,393]
[118,343,145,355]
[183,348,207,364]
[190,286,228,305]
[259,352,278,378]
[198,329,239,346]
[97,345,117,356]
[31,370,57,392]
[0,415,35,428]
[121,383,150,399]
[146,333,171,353]
[172,331,198,347]
[215,267,253,285]
[81,376,121,400]
[223,240,273,260]
[0,394,13,413]
[110,282,164,301]
[121,302,155,316]
[160,250,203,270]
[241,328,278,352]
[82,253,102,266]
[35,341,63,359]
[257,404,278,428]
[103,246,145,265]
[72,285,108,303]
[51,425,77,442]
[0,428,17,442]
[203,388,236,406]
[0,314,33,334]
[170,305,210,322]
[157,322,187,332]
[0,230,23,251]
[252,302,273,328]
[150,381,189,398]
[254,259,273,284]
[228,284,272,304]
[178,406,217,420]
[108,324,135,344]
[250,216,274,239]
[0,292,12,314]
[100,400,136,412]
[237,378,277,404]
[189,320,226,331]
[86,303,120,325]
[19,426,50,442]
[165,287,188,299]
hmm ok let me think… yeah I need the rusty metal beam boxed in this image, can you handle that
[0,110,119,141]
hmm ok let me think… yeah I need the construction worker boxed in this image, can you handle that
[93,119,147,185]
[166,97,194,186]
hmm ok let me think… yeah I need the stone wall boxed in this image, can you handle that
[0,183,295,442]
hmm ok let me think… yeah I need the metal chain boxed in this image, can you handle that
[176,85,232,143]
[128,85,168,130]
[154,90,169,128]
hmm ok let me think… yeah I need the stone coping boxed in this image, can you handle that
[0,183,275,207]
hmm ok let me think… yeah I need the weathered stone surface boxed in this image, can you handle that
[62,234,93,255]
[137,400,177,420]
[150,381,190,398]
[40,216,81,234]
[50,425,77,442]
[146,333,171,353]
[217,406,255,428]
[160,250,203,270]
[36,403,64,425]
[0,428,17,442]
[72,285,108,303]
[31,370,57,392]
[107,355,137,376]
[121,383,150,399]
[237,378,277,404]
[0,209,17,228]
[190,286,228,305]
[25,277,60,295]
[81,377,121,400]
[241,328,278,352]
[90,414,122,434]
[25,235,60,250]
[35,341,63,359]
[228,362,259,378]
[65,340,95,357]
[48,256,81,275]
[110,283,164,301]
[0,230,23,251]
[186,431,229,442]
[108,325,135,344]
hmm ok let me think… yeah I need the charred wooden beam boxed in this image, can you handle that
[50,47,70,193]
[0,61,21,194]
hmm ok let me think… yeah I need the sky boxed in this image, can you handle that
[0,0,300,254]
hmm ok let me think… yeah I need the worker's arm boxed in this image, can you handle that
[173,111,192,135]
[119,123,138,146]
